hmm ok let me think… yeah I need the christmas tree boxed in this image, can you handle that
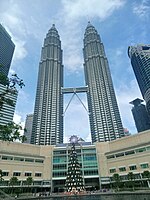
[65,135,84,193]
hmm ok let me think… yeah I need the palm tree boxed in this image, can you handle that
[26,177,33,194]
[9,177,18,194]
[112,173,121,191]
[127,172,135,191]
[142,170,150,188]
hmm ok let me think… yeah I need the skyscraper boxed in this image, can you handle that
[0,24,17,125]
[0,24,15,77]
[0,84,17,125]
[83,22,124,142]
[128,45,150,114]
[129,98,150,132]
[31,24,63,145]
[24,114,33,143]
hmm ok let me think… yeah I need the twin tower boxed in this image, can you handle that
[31,22,125,145]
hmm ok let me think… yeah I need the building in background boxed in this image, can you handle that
[24,114,33,143]
[0,24,15,77]
[128,45,150,115]
[31,24,63,145]
[0,24,17,125]
[0,84,17,125]
[129,98,150,132]
[83,22,124,142]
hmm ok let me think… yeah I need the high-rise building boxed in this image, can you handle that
[31,24,63,145]
[129,98,150,132]
[31,23,124,145]
[128,45,150,114]
[0,84,17,125]
[83,22,124,142]
[24,114,33,143]
[0,24,17,125]
[0,24,15,77]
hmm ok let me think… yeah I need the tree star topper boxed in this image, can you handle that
[69,135,79,144]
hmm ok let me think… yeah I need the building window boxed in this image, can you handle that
[14,157,24,162]
[35,159,44,163]
[135,148,146,153]
[25,158,34,162]
[13,172,21,176]
[84,170,98,176]
[109,168,116,173]
[35,173,42,177]
[116,153,124,158]
[140,163,149,169]
[2,156,13,160]
[107,155,115,159]
[125,150,135,156]
[25,172,32,177]
[119,167,126,172]
[129,165,137,170]
[2,171,9,176]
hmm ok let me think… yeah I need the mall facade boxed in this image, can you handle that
[0,130,150,192]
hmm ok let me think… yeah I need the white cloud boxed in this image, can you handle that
[13,112,22,124]
[13,113,25,136]
[133,0,150,19]
[61,0,125,21]
[0,3,28,64]
[58,0,126,72]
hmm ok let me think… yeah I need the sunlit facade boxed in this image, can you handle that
[83,22,124,142]
[31,24,63,145]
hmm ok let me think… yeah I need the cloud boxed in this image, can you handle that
[58,0,126,72]
[13,113,25,136]
[61,0,125,21]
[133,0,150,19]
[0,2,28,63]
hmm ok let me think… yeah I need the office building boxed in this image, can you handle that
[31,23,124,145]
[0,24,15,77]
[83,22,124,142]
[129,98,150,132]
[0,84,17,125]
[24,114,33,143]
[0,130,150,192]
[128,45,150,114]
[31,24,63,145]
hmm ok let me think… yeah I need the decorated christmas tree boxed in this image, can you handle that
[65,135,84,193]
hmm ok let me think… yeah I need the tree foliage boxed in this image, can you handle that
[112,173,121,191]
[127,172,135,190]
[0,122,27,143]
[0,72,25,111]
[142,170,150,179]
[9,177,18,187]
[0,169,4,183]
[26,177,33,186]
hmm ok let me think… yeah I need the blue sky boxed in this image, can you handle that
[0,0,150,142]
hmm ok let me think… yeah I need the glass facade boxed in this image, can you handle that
[128,45,150,115]
[0,24,15,77]
[52,143,99,192]
[83,22,124,143]
[130,98,150,132]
